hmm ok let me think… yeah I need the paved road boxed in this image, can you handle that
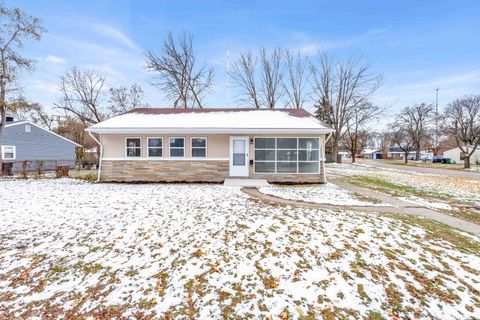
[358,159,480,180]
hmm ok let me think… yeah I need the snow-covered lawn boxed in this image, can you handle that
[1,179,479,319]
[259,183,388,206]
[328,163,480,205]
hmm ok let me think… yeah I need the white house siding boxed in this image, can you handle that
[443,147,480,164]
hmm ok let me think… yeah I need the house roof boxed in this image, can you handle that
[4,121,82,147]
[86,108,334,134]
[361,148,382,154]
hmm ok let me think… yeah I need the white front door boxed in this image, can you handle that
[229,136,249,177]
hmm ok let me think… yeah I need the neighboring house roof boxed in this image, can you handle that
[86,108,334,134]
[361,148,382,154]
[388,147,417,153]
[3,121,82,147]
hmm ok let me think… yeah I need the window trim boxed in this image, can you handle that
[147,137,163,159]
[169,137,185,158]
[191,137,207,158]
[1,145,16,160]
[253,137,322,174]
[125,137,142,158]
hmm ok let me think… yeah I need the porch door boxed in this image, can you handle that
[229,136,249,177]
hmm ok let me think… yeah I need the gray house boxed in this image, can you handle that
[1,120,81,173]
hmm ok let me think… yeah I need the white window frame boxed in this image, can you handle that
[1,145,16,160]
[169,137,185,158]
[191,137,207,158]
[147,137,163,158]
[25,124,31,133]
[253,137,321,174]
[125,137,142,158]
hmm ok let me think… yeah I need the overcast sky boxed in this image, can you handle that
[9,0,480,125]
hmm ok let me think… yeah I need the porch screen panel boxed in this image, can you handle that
[254,137,320,173]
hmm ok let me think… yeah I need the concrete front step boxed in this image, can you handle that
[224,178,270,187]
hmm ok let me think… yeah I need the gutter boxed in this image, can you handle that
[88,131,103,182]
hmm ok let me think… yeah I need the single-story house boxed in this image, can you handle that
[1,119,82,173]
[86,108,334,183]
[443,146,480,165]
[361,148,383,159]
[388,148,433,161]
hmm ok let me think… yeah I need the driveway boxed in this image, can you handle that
[358,159,480,179]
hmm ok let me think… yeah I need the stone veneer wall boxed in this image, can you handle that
[101,160,326,183]
[101,160,229,182]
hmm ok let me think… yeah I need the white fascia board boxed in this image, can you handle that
[85,127,334,135]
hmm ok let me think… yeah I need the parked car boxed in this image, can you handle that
[433,156,452,164]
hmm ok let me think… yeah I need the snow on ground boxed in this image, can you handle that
[398,196,455,211]
[259,183,389,206]
[1,179,479,319]
[327,163,480,205]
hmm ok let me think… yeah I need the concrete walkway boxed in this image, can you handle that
[358,159,480,180]
[242,182,480,236]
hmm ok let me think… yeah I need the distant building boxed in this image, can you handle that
[387,147,432,161]
[1,119,81,173]
[361,148,383,159]
[443,146,480,165]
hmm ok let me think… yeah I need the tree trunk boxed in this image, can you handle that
[331,135,339,163]
[352,153,356,163]
[404,152,408,164]
[416,142,421,161]
[464,155,471,169]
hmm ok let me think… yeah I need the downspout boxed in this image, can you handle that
[321,132,333,183]
[88,131,103,182]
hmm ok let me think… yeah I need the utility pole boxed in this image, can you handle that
[435,88,439,116]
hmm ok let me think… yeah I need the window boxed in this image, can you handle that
[191,137,207,158]
[25,124,31,133]
[147,138,163,157]
[255,138,275,172]
[170,137,185,157]
[254,137,320,174]
[1,146,16,160]
[126,138,141,157]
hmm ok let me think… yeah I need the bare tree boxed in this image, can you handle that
[342,103,382,163]
[229,48,287,109]
[311,53,383,162]
[378,131,393,159]
[108,83,148,115]
[444,95,480,168]
[55,66,107,124]
[6,97,53,129]
[259,48,284,109]
[396,103,434,160]
[390,126,416,164]
[283,49,308,109]
[0,4,44,172]
[229,51,261,108]
[425,125,446,157]
[342,128,370,163]
[145,31,214,108]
